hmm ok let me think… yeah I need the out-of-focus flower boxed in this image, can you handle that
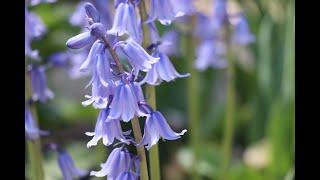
[29,0,56,6]
[57,150,88,180]
[194,40,227,71]
[147,0,186,25]
[140,111,187,150]
[90,147,131,178]
[86,108,128,147]
[211,0,228,30]
[28,65,54,103]
[107,1,142,43]
[25,108,49,140]
[25,8,46,59]
[231,14,255,45]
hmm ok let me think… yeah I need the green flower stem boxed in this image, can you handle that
[221,49,236,179]
[184,15,201,180]
[131,117,149,180]
[145,85,161,180]
[25,71,45,180]
[138,1,161,180]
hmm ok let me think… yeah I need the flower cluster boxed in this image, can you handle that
[193,0,255,71]
[25,0,55,140]
[66,1,191,178]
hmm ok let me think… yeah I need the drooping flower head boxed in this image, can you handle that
[231,14,255,45]
[57,149,88,180]
[108,74,146,122]
[194,39,227,71]
[85,107,129,147]
[107,0,142,43]
[147,0,191,25]
[114,37,159,76]
[28,65,54,103]
[139,104,187,150]
[25,107,49,140]
[90,147,131,178]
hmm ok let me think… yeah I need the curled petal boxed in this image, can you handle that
[85,2,100,23]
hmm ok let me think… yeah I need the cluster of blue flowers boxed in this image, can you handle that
[65,0,193,178]
[194,0,255,71]
[25,0,54,140]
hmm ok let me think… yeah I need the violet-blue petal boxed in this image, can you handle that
[107,2,141,43]
[85,2,100,23]
[29,66,54,103]
[147,0,178,25]
[25,108,49,140]
[232,15,255,45]
[85,108,128,147]
[66,32,96,49]
[79,40,104,72]
[90,147,131,178]
[140,111,187,150]
[116,172,138,180]
[57,150,88,180]
[194,40,227,71]
[115,38,159,74]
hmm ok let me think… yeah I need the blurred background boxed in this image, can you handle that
[26,0,294,179]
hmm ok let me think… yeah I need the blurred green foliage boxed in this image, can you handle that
[26,0,294,179]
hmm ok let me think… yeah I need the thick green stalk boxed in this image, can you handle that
[145,86,161,180]
[221,51,236,179]
[138,1,161,180]
[25,73,45,180]
[131,117,149,180]
[184,15,201,180]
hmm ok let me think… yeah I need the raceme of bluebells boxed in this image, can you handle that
[25,0,55,141]
[65,1,190,178]
[194,0,255,71]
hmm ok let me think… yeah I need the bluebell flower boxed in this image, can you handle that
[90,147,131,178]
[194,12,217,40]
[231,14,255,45]
[109,78,146,122]
[25,108,49,140]
[140,50,190,85]
[147,0,180,25]
[25,8,46,59]
[140,111,187,150]
[70,1,113,28]
[48,52,70,68]
[107,1,142,43]
[57,150,88,180]
[85,108,128,147]
[84,2,101,23]
[28,65,54,103]
[114,37,159,75]
[66,22,106,49]
[158,30,180,56]
[194,40,227,71]
[211,0,228,30]
[116,172,138,180]
[82,75,115,109]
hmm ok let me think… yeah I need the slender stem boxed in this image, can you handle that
[221,47,235,179]
[184,15,201,180]
[102,35,149,180]
[138,1,161,180]
[25,71,45,180]
[145,86,161,180]
[131,117,149,180]
[102,36,125,73]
